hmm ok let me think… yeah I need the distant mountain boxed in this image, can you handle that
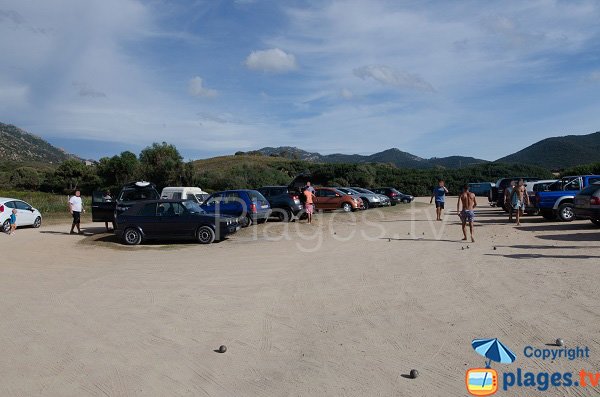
[0,122,78,164]
[251,146,487,169]
[496,131,600,169]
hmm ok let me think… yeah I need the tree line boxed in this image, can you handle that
[1,142,562,197]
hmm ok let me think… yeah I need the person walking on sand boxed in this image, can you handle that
[8,208,17,235]
[69,190,84,235]
[511,179,529,226]
[457,184,477,242]
[303,186,316,224]
[430,179,449,221]
[504,180,516,222]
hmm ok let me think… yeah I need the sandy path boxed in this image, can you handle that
[1,197,599,396]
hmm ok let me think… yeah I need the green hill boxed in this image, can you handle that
[252,146,487,169]
[496,131,600,170]
[0,122,76,164]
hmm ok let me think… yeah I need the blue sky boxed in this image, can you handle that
[1,0,600,161]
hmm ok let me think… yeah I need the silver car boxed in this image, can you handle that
[345,187,385,209]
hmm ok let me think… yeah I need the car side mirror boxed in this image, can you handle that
[29,208,34,212]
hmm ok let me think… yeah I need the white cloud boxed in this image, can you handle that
[188,76,217,97]
[588,70,600,82]
[244,48,297,73]
[353,65,435,92]
[339,88,353,99]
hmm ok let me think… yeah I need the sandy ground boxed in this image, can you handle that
[1,197,599,396]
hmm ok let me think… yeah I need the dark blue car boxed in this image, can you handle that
[201,189,271,226]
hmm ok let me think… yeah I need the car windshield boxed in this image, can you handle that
[119,188,159,201]
[183,200,206,214]
[390,188,401,194]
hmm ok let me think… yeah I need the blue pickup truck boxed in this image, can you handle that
[535,175,600,221]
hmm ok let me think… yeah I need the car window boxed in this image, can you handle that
[4,201,16,209]
[320,189,335,197]
[205,194,222,205]
[223,192,241,203]
[183,200,205,213]
[563,178,581,190]
[587,177,600,185]
[138,203,157,216]
[14,201,31,210]
[172,192,182,199]
[157,202,185,216]
[119,188,159,201]
[247,190,267,202]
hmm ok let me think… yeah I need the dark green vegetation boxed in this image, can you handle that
[497,131,600,170]
[241,146,487,169]
[0,122,77,163]
[194,154,552,196]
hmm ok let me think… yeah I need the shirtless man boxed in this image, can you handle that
[511,179,529,226]
[457,184,477,242]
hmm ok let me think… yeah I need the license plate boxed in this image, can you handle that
[261,205,269,209]
[235,226,241,231]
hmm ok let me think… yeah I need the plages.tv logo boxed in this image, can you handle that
[466,338,516,396]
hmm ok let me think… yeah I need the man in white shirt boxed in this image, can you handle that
[69,190,84,234]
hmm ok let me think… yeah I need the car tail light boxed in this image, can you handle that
[291,195,299,201]
[390,192,397,196]
[591,197,600,206]
[0,205,3,213]
[250,203,257,213]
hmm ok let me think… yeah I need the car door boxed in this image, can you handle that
[14,200,35,225]
[221,192,244,217]
[315,189,333,210]
[201,193,223,215]
[92,191,117,222]
[159,202,194,237]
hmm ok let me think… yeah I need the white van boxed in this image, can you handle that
[161,187,210,204]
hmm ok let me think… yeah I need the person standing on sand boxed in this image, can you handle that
[457,184,477,242]
[430,179,449,221]
[511,179,529,226]
[303,187,316,224]
[504,180,516,222]
[8,208,17,235]
[69,190,84,235]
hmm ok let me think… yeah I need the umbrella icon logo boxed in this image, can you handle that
[466,338,517,396]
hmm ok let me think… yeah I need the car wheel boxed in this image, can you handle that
[362,199,370,210]
[2,219,9,233]
[197,225,216,244]
[541,210,556,221]
[33,216,42,228]
[341,202,352,212]
[243,214,253,227]
[591,219,600,227]
[123,227,142,245]
[557,203,575,222]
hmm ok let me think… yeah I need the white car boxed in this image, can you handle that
[161,186,210,204]
[0,198,43,233]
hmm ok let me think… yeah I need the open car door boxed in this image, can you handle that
[91,191,117,222]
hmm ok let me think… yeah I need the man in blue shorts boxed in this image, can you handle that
[430,179,449,221]
[457,184,477,242]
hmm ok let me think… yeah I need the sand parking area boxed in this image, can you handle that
[1,197,599,396]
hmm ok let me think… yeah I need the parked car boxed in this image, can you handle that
[524,179,558,215]
[115,199,240,245]
[492,177,540,210]
[574,182,600,226]
[490,176,540,212]
[468,182,495,198]
[337,187,381,210]
[350,187,390,208]
[314,187,362,212]
[371,187,413,205]
[536,175,600,221]
[1,198,42,233]
[161,186,209,204]
[201,189,271,226]
[257,186,303,222]
[92,181,160,224]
